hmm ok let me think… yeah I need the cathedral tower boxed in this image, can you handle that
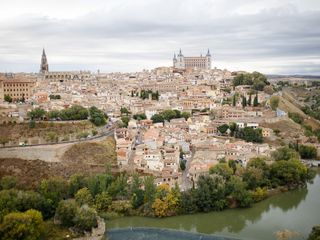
[40,48,49,74]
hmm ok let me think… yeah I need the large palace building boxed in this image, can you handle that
[173,49,212,70]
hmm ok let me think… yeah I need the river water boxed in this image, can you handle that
[107,172,320,240]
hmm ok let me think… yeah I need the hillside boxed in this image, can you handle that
[0,137,117,189]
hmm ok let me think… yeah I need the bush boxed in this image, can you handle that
[0,176,17,190]
[308,225,320,240]
[109,200,132,215]
[0,189,53,220]
[0,209,45,240]
[75,188,94,206]
[73,205,98,232]
[235,127,263,143]
[271,147,300,161]
[269,96,280,110]
[95,191,112,212]
[288,112,304,124]
[299,145,317,159]
[89,106,107,126]
[55,200,77,227]
[252,187,268,202]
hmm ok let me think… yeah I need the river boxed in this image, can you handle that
[107,171,320,240]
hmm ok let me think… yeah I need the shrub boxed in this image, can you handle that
[0,209,45,240]
[252,187,268,202]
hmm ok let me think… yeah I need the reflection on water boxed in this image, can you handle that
[108,173,320,240]
[108,228,240,240]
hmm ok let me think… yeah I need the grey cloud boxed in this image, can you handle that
[0,0,320,74]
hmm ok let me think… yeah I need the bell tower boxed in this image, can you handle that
[40,48,49,74]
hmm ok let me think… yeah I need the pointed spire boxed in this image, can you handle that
[206,48,211,56]
[40,48,49,73]
[179,48,182,55]
[173,52,177,60]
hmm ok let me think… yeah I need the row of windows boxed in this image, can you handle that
[4,84,29,87]
[4,89,28,92]
[7,93,28,97]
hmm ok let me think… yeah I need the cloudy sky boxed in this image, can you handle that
[1,0,320,74]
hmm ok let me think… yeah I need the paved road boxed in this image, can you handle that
[0,125,115,149]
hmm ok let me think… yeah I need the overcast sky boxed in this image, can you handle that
[1,0,320,74]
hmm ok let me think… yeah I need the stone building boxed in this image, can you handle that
[0,73,36,101]
[173,49,212,70]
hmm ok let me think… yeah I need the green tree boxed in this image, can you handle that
[89,106,107,126]
[39,177,69,209]
[288,112,304,124]
[235,127,263,143]
[133,113,147,120]
[120,107,130,115]
[4,95,12,103]
[299,145,317,159]
[75,187,94,206]
[209,163,233,180]
[232,95,236,106]
[271,147,300,161]
[59,105,88,120]
[253,93,259,106]
[55,200,77,227]
[181,112,191,120]
[0,209,45,240]
[0,176,17,190]
[107,174,128,200]
[242,95,247,108]
[69,174,86,197]
[162,109,177,121]
[130,174,144,209]
[151,114,164,123]
[269,96,280,110]
[226,176,253,208]
[28,108,46,120]
[270,159,308,186]
[217,124,229,134]
[95,191,112,212]
[121,116,130,127]
[143,176,156,204]
[308,225,320,240]
[194,175,227,212]
[248,94,252,106]
[229,122,237,136]
[73,205,98,232]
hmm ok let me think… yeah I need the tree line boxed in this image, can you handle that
[28,105,107,126]
[0,146,316,238]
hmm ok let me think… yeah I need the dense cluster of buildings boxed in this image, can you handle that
[1,49,317,189]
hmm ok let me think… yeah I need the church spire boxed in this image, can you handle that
[40,48,49,74]
[206,48,211,57]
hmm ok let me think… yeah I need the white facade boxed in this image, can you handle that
[173,49,212,70]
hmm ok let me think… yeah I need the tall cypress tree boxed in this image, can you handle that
[242,96,247,108]
[232,95,236,106]
[248,94,252,106]
[253,93,259,106]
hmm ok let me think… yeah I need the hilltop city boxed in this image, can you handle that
[0,48,320,239]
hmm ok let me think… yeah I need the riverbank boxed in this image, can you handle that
[106,171,320,240]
